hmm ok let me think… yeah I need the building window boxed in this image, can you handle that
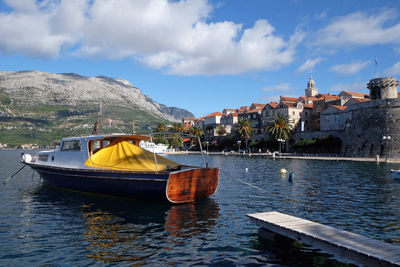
[305,112,308,116]
[292,111,295,115]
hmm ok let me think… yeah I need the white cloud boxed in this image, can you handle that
[0,0,303,75]
[297,57,323,73]
[383,61,400,76]
[314,8,400,48]
[262,83,291,93]
[0,0,87,58]
[330,60,370,75]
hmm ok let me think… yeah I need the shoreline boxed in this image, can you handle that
[165,151,400,164]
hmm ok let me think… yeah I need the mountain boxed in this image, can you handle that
[0,70,194,146]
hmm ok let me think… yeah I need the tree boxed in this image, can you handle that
[188,126,204,138]
[267,113,292,141]
[187,126,204,149]
[168,133,183,150]
[236,117,253,151]
[171,123,185,133]
[216,125,227,136]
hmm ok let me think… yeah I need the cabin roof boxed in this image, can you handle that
[61,134,151,142]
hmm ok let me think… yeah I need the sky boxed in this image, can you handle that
[1,0,400,118]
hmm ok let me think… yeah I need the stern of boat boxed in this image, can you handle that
[166,168,219,204]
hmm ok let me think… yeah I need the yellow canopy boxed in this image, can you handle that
[85,139,179,172]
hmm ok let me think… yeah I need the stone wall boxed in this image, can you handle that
[292,98,400,159]
[293,98,400,159]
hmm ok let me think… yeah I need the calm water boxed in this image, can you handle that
[1,150,400,266]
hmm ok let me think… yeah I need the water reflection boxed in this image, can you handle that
[165,199,219,238]
[30,184,220,265]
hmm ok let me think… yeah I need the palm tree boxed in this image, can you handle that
[188,126,204,148]
[172,122,185,133]
[268,113,292,153]
[236,117,253,151]
[188,126,204,138]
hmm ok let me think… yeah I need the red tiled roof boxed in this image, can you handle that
[195,117,205,122]
[248,107,264,113]
[281,96,298,102]
[307,96,320,101]
[268,102,279,108]
[205,112,223,118]
[250,103,266,109]
[341,91,369,98]
[331,105,347,111]
[280,101,297,108]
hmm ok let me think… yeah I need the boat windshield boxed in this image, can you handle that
[61,140,81,151]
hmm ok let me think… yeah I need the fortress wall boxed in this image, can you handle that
[293,98,400,159]
[342,98,400,158]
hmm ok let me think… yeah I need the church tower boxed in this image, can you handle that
[305,74,318,97]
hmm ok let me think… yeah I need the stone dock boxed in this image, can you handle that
[165,151,400,163]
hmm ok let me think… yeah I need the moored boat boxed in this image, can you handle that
[21,134,219,203]
[139,140,168,154]
[391,169,400,178]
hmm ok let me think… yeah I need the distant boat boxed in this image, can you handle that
[391,169,400,178]
[139,140,168,154]
[21,134,219,203]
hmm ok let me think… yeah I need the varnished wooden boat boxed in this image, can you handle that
[21,134,219,203]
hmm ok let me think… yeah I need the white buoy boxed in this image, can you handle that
[279,168,287,174]
[245,168,248,172]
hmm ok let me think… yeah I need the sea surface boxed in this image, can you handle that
[1,150,400,266]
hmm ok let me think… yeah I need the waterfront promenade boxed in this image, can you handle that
[165,150,400,163]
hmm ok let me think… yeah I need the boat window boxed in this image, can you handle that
[61,140,81,151]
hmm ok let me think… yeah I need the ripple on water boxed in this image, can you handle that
[1,151,399,266]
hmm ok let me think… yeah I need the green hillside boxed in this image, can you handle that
[0,102,171,147]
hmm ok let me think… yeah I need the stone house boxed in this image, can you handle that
[344,97,370,106]
[203,112,223,138]
[261,102,279,134]
[320,105,349,131]
[338,91,369,104]
[194,117,204,130]
[312,94,340,130]
[275,100,304,130]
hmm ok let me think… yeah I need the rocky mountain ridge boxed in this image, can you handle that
[0,70,194,146]
[0,70,193,121]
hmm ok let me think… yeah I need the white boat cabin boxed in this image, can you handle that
[33,134,150,169]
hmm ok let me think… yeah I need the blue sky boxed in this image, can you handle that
[1,0,400,118]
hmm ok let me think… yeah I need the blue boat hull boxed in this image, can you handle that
[29,164,170,201]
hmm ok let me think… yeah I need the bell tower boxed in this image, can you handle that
[305,74,318,97]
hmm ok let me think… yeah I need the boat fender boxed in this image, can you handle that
[21,153,32,163]
[288,172,294,182]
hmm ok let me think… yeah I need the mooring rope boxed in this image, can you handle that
[220,169,269,193]
[219,167,322,209]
